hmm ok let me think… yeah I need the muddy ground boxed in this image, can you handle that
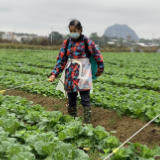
[3,89,160,148]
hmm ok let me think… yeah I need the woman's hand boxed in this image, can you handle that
[95,71,102,77]
[48,75,56,82]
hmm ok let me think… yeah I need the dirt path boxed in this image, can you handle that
[4,89,160,148]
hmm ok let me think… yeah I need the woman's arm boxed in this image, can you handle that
[87,39,104,74]
[50,39,68,77]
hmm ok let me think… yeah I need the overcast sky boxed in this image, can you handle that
[0,0,160,39]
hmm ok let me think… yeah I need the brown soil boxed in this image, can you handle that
[4,89,160,148]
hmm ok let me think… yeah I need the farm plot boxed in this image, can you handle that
[0,50,160,123]
[1,94,160,160]
[1,49,160,159]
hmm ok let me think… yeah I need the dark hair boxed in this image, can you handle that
[68,20,83,31]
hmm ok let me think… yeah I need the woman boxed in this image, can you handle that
[49,20,104,123]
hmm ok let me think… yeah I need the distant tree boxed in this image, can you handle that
[0,31,4,38]
[62,34,70,41]
[29,37,50,46]
[40,37,50,45]
[139,38,152,45]
[49,31,63,45]
[89,32,99,45]
[99,35,109,47]
[154,39,160,46]
[139,38,145,43]
[21,37,30,44]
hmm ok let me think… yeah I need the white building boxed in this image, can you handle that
[149,43,159,47]
[107,41,116,45]
[136,43,148,47]
[2,32,15,41]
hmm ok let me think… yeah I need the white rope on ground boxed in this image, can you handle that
[103,113,160,160]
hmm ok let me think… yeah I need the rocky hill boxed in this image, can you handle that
[104,24,139,40]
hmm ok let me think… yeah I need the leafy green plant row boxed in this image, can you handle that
[1,50,160,75]
[103,52,160,68]
[1,58,160,90]
[1,62,160,83]
[0,49,57,65]
[0,95,90,160]
[0,64,51,77]
[1,50,160,91]
[0,70,63,97]
[1,60,54,69]
[1,70,160,124]
[2,58,159,75]
[1,50,160,68]
[105,59,160,69]
[97,74,160,91]
[91,82,160,122]
[104,65,160,80]
[1,94,160,160]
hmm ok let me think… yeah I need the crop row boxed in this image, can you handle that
[1,49,160,70]
[1,62,160,82]
[1,50,160,84]
[104,65,160,80]
[1,94,160,160]
[1,60,160,92]
[1,57,159,74]
[97,74,160,91]
[1,70,160,124]
[1,49,160,65]
[0,64,51,77]
[92,82,160,122]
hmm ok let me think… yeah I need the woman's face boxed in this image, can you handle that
[69,26,81,34]
[69,26,82,39]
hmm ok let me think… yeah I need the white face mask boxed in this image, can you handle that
[70,32,80,39]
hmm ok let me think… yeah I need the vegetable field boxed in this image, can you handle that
[0,49,160,160]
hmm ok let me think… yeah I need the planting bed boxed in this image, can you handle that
[1,49,160,159]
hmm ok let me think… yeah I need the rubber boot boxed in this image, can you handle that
[84,107,91,124]
[68,107,77,118]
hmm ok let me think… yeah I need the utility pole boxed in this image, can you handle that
[13,29,17,49]
[51,27,53,44]
[152,33,154,45]
[51,27,53,50]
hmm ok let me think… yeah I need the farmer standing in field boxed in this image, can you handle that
[49,20,104,123]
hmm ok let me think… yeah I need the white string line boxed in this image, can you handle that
[103,113,160,160]
[5,80,48,91]
[2,78,68,97]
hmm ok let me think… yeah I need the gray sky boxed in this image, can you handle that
[0,0,160,39]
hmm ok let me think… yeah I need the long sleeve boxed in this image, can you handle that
[87,40,104,73]
[50,40,68,77]
[50,35,103,93]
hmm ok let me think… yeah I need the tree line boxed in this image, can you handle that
[0,31,160,47]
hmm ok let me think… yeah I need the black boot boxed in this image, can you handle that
[68,107,77,118]
[84,107,91,124]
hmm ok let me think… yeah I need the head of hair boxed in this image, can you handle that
[68,19,83,31]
